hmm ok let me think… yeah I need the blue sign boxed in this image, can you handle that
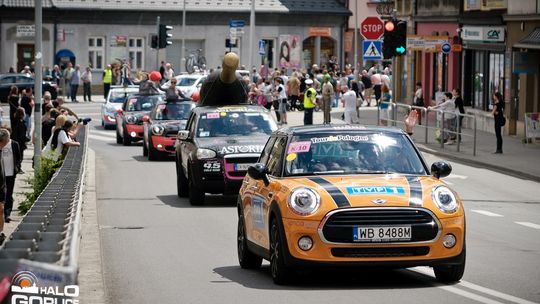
[229,20,245,28]
[441,42,451,54]
[258,40,266,56]
[362,40,383,60]
[346,186,406,195]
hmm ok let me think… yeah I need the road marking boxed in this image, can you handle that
[90,130,116,137]
[471,210,504,217]
[445,174,468,180]
[411,267,537,304]
[515,222,540,229]
[88,134,114,142]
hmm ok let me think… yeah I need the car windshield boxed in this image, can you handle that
[177,77,198,86]
[125,95,162,112]
[284,132,427,176]
[196,111,277,137]
[110,90,138,103]
[152,103,193,120]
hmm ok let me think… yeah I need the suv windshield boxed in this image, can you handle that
[110,90,138,103]
[196,111,277,137]
[125,95,163,112]
[152,102,193,120]
[284,132,427,176]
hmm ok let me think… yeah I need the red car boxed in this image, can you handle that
[115,93,164,146]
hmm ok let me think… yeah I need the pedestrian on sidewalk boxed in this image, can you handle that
[371,72,382,106]
[103,64,112,99]
[492,92,505,154]
[11,108,27,160]
[0,128,10,245]
[1,129,22,223]
[453,88,465,142]
[63,62,74,99]
[287,73,300,111]
[341,85,358,124]
[428,92,456,144]
[20,88,34,140]
[275,78,288,125]
[70,65,81,102]
[7,86,20,131]
[322,74,334,124]
[379,84,391,126]
[413,82,424,125]
[303,79,317,125]
[361,70,372,106]
[81,66,93,102]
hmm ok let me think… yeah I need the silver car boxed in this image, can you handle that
[101,86,139,129]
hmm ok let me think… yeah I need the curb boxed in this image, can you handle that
[416,144,540,183]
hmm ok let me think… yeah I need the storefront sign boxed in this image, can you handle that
[424,36,448,53]
[513,52,538,74]
[406,35,425,51]
[308,27,331,37]
[278,35,301,68]
[110,35,127,47]
[57,29,65,42]
[462,26,505,43]
[16,25,35,37]
[464,0,506,11]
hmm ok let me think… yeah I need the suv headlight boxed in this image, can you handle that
[196,148,216,159]
[125,115,137,124]
[432,186,459,213]
[152,125,164,136]
[288,187,320,216]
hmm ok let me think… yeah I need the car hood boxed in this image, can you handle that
[195,137,267,156]
[281,175,453,211]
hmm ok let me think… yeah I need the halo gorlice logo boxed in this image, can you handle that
[10,271,79,304]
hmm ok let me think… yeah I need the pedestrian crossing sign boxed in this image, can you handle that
[363,40,382,60]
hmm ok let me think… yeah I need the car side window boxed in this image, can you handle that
[258,137,276,165]
[16,76,32,83]
[266,136,287,177]
[0,76,15,84]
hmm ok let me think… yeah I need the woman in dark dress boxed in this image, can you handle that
[7,86,20,130]
[10,107,27,160]
[491,92,505,154]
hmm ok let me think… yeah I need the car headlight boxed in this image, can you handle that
[125,115,137,124]
[432,186,459,213]
[196,148,216,159]
[288,187,320,216]
[152,125,164,136]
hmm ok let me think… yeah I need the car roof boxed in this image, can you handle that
[274,124,407,136]
[192,104,268,114]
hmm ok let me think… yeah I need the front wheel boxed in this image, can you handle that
[188,168,205,205]
[122,127,132,146]
[270,218,294,285]
[148,136,160,161]
[176,156,189,197]
[116,126,122,144]
[143,135,148,156]
[434,245,466,283]
[238,212,263,269]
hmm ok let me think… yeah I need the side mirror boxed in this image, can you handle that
[431,161,452,179]
[247,163,270,186]
[142,115,150,123]
[177,130,190,141]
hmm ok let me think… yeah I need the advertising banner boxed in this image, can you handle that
[278,35,301,69]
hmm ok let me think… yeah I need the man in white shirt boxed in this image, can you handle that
[341,85,359,124]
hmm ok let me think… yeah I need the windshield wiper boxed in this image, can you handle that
[314,170,345,175]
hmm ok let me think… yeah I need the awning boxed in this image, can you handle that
[55,49,75,58]
[514,27,540,50]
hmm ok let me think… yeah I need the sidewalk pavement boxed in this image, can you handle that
[280,105,540,183]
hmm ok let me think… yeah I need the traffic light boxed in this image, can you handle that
[382,19,407,59]
[159,24,173,48]
[382,19,397,59]
[150,34,158,49]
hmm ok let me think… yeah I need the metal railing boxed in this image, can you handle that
[377,102,477,156]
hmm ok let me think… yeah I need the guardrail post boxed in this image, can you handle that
[456,113,461,152]
[424,108,428,144]
[377,103,380,126]
[473,116,477,156]
[392,102,397,126]
[441,111,445,148]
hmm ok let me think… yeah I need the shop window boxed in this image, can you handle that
[129,37,144,70]
[488,53,504,110]
[302,37,336,70]
[88,37,104,69]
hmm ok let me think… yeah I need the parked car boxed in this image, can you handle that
[142,99,195,160]
[237,124,466,285]
[115,93,163,146]
[101,85,139,129]
[162,74,207,98]
[175,105,277,205]
[0,74,58,103]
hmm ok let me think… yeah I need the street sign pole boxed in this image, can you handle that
[34,0,43,170]
[248,0,255,71]
[181,0,186,73]
[156,16,160,70]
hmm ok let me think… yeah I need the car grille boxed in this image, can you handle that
[331,246,430,258]
[321,208,439,244]
[164,130,178,137]
[223,156,259,178]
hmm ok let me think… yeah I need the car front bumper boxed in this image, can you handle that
[150,135,176,154]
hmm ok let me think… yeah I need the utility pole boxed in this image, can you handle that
[156,16,160,70]
[181,0,186,73]
[248,0,255,71]
[34,0,43,170]
[354,0,358,80]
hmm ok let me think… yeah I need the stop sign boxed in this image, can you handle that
[361,16,384,40]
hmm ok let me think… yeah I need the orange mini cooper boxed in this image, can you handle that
[237,125,465,284]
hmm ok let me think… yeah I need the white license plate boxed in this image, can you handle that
[353,226,411,242]
[234,163,253,171]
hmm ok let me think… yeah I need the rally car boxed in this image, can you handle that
[116,93,164,145]
[101,85,138,129]
[175,105,278,205]
[143,100,196,160]
[237,125,466,285]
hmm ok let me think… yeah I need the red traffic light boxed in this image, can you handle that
[385,21,395,32]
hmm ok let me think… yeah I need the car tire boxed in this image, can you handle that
[143,135,149,157]
[270,218,294,285]
[434,244,466,283]
[116,127,122,144]
[188,168,205,205]
[237,212,263,269]
[148,136,160,161]
[176,156,189,198]
[122,126,132,146]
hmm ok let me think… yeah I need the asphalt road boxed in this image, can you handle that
[72,102,540,304]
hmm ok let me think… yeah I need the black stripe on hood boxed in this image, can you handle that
[308,177,351,208]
